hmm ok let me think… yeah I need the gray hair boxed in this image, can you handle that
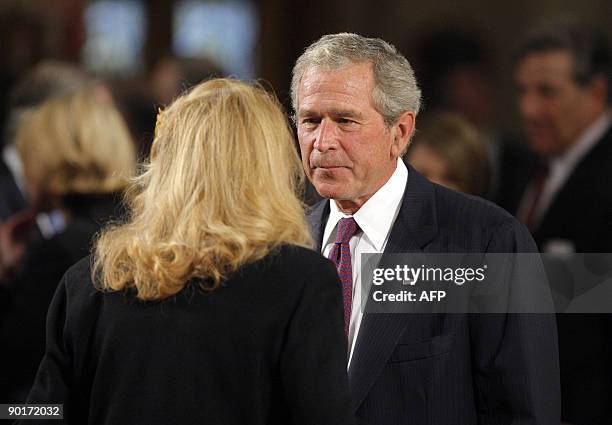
[291,33,422,126]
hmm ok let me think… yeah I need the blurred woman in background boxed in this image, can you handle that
[20,79,353,425]
[406,112,491,196]
[0,86,135,402]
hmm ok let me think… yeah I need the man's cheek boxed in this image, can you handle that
[298,144,311,164]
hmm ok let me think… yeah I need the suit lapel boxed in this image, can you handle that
[348,166,439,411]
[534,126,612,247]
[306,200,330,251]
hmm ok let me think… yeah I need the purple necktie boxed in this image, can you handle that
[328,217,360,336]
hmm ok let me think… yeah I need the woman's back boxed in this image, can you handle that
[25,245,352,425]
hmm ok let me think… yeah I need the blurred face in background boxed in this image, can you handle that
[406,144,461,192]
[16,88,135,211]
[515,50,602,158]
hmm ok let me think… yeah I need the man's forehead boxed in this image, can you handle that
[299,62,374,90]
[517,50,575,79]
[297,62,376,109]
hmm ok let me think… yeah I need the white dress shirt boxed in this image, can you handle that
[321,158,408,367]
[518,111,612,228]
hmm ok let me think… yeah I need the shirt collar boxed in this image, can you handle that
[550,110,612,173]
[2,144,25,194]
[322,158,408,251]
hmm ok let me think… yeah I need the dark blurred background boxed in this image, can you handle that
[1,0,611,144]
[2,1,612,418]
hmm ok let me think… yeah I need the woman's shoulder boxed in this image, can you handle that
[59,247,339,301]
[266,244,337,275]
[63,255,94,281]
[59,255,99,300]
[238,244,340,294]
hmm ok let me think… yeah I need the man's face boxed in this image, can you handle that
[296,62,411,213]
[515,50,597,157]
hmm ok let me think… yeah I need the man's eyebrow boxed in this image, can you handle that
[297,108,317,118]
[328,108,363,119]
[297,108,363,119]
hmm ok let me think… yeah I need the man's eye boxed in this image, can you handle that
[537,85,557,98]
[301,118,320,126]
[338,118,355,125]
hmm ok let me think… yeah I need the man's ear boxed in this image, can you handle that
[390,110,416,158]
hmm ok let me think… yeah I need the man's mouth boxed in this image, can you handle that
[314,165,344,169]
[525,122,552,138]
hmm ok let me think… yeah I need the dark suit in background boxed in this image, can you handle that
[517,127,612,424]
[309,167,560,425]
[510,18,612,424]
[529,127,612,253]
[493,137,538,214]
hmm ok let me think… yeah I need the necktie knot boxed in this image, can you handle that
[334,217,360,245]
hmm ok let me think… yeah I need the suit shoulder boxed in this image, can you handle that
[431,184,536,253]
[60,255,98,298]
[63,255,93,280]
[435,184,517,227]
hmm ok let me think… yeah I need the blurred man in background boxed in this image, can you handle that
[416,31,536,208]
[1,61,92,222]
[514,18,612,425]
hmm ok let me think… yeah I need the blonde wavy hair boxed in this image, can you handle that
[16,87,135,201]
[94,78,312,300]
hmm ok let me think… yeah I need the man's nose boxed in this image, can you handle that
[313,119,336,152]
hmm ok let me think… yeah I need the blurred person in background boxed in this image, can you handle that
[1,61,93,222]
[513,17,612,425]
[0,86,135,403]
[417,32,536,208]
[405,112,491,196]
[19,78,353,425]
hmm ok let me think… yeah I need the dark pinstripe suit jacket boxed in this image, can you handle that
[308,165,560,425]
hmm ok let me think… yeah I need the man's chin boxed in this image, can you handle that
[528,135,561,158]
[312,181,349,201]
[314,187,343,200]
